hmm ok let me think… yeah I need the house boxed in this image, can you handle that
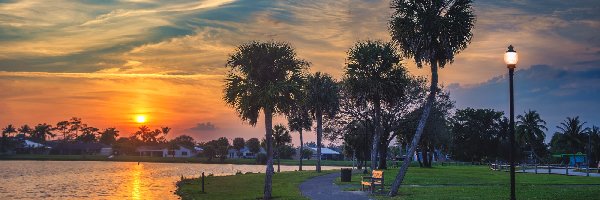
[307,147,341,160]
[228,147,266,159]
[14,140,51,154]
[136,145,197,158]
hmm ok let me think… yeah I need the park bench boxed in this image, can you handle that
[361,170,384,193]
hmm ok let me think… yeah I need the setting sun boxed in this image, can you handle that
[135,115,147,123]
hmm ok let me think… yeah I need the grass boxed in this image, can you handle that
[0,154,356,166]
[338,166,600,200]
[177,170,334,200]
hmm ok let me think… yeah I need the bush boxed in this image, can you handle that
[256,153,267,164]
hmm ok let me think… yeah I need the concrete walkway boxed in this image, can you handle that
[300,172,372,200]
[521,168,600,177]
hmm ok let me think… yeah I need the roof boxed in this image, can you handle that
[309,147,340,155]
[24,140,46,148]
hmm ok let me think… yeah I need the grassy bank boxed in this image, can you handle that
[0,154,356,166]
[338,166,600,199]
[177,170,334,200]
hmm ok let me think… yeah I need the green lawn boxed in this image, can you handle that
[0,154,356,166]
[339,166,600,200]
[177,170,334,200]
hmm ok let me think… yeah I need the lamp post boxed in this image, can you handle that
[504,45,518,200]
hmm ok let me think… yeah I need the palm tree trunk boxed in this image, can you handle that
[389,62,438,196]
[263,108,275,200]
[277,152,280,173]
[299,129,303,171]
[316,109,323,173]
[371,99,382,170]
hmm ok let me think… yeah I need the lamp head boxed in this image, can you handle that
[504,45,518,68]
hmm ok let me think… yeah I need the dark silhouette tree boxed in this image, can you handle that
[77,126,99,143]
[306,72,339,172]
[233,137,246,157]
[273,124,292,172]
[246,137,261,159]
[388,0,475,195]
[18,124,33,138]
[287,83,312,171]
[32,123,55,142]
[551,116,589,154]
[344,40,409,170]
[99,128,120,145]
[223,41,308,200]
[68,117,83,139]
[2,124,17,151]
[170,135,196,149]
[516,110,547,161]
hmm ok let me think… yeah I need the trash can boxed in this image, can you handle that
[340,168,352,182]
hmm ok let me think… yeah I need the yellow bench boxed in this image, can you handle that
[361,170,384,193]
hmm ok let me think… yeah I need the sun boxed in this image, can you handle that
[135,115,147,123]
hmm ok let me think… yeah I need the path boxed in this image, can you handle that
[300,172,372,200]
[521,168,600,177]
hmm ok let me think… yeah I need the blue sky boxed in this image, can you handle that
[0,0,599,143]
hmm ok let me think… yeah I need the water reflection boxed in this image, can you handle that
[0,161,339,199]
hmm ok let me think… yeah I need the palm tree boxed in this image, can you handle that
[2,124,17,137]
[273,124,292,173]
[2,124,17,151]
[344,40,408,170]
[18,125,33,138]
[388,0,475,195]
[287,95,312,171]
[555,116,589,154]
[306,72,340,173]
[223,41,307,200]
[516,110,547,160]
[32,123,55,142]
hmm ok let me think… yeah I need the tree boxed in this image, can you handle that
[388,0,476,195]
[99,128,120,145]
[344,40,409,170]
[223,41,308,199]
[450,108,505,162]
[550,116,589,154]
[306,72,339,172]
[516,110,548,161]
[586,126,600,165]
[246,138,261,158]
[233,137,246,157]
[134,126,169,144]
[206,137,230,161]
[77,126,99,143]
[31,123,55,142]
[171,135,196,149]
[273,124,292,172]
[287,82,313,171]
[56,121,70,141]
[68,117,83,139]
[2,124,17,152]
[18,124,33,138]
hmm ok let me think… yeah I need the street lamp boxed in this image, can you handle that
[505,45,517,200]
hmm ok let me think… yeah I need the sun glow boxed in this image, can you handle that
[135,115,147,123]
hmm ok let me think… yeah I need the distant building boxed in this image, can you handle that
[228,147,266,159]
[136,145,197,158]
[307,147,341,160]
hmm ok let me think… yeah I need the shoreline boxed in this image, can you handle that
[0,154,356,166]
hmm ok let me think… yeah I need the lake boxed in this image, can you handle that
[0,161,339,199]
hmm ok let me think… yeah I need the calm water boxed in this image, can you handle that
[0,161,338,200]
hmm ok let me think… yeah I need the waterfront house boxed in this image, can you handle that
[136,145,196,158]
[228,147,266,159]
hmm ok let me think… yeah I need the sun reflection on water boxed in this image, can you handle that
[131,164,142,200]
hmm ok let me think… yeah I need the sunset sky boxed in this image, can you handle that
[1,0,599,145]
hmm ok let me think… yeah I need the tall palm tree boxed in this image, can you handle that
[32,123,55,142]
[555,116,588,154]
[224,41,307,200]
[2,124,17,151]
[306,72,340,173]
[287,94,312,171]
[2,124,17,137]
[388,0,475,195]
[516,110,547,159]
[18,124,33,138]
[344,40,408,170]
[273,124,292,173]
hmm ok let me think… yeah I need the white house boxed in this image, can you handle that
[137,145,196,158]
[308,147,341,160]
[228,147,266,159]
